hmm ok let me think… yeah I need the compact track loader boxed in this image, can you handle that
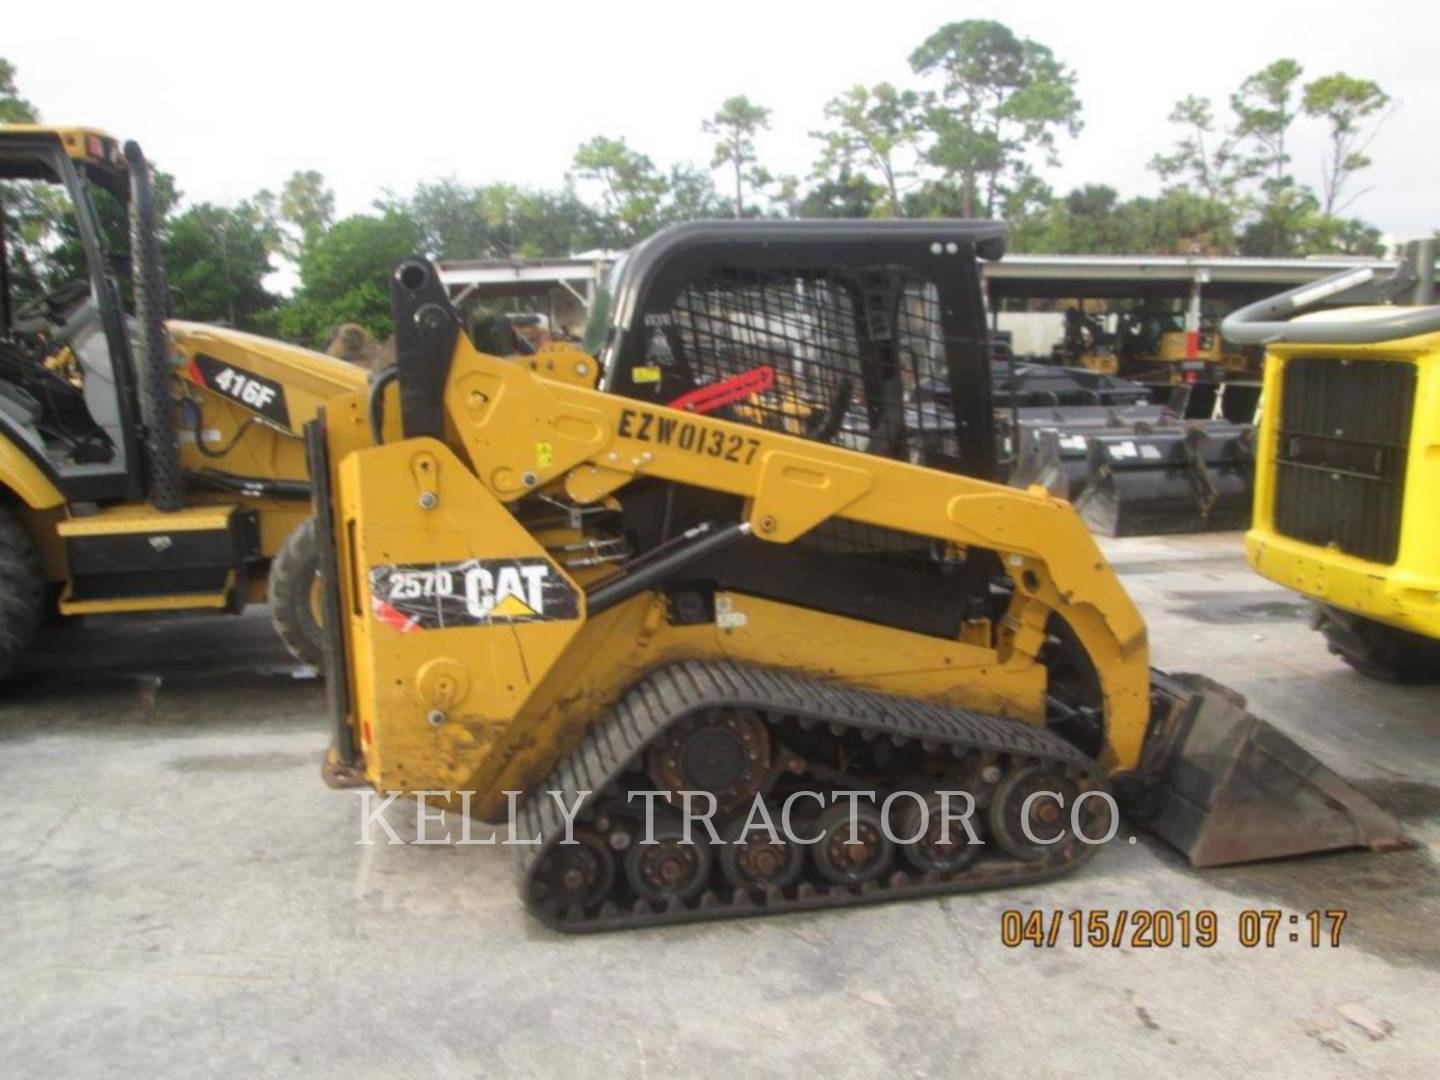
[311,221,1402,932]
[1225,240,1440,682]
[0,126,367,680]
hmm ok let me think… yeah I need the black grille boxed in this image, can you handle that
[663,266,954,463]
[1274,357,1414,563]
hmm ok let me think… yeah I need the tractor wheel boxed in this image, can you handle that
[1314,605,1440,684]
[268,516,325,670]
[0,504,45,684]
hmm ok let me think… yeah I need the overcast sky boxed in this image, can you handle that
[9,0,1438,241]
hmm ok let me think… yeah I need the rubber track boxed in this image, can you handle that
[519,659,1103,933]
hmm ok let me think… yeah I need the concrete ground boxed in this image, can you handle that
[2,531,1437,1079]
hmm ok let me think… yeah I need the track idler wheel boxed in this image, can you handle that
[647,708,771,816]
[625,824,713,903]
[812,803,894,886]
[529,828,615,910]
[720,816,805,892]
[989,763,1113,862]
[898,792,983,875]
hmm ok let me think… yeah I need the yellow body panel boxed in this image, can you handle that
[55,502,235,536]
[0,438,65,509]
[1077,353,1119,375]
[164,323,366,558]
[516,343,600,388]
[169,324,367,559]
[1158,330,1214,363]
[1246,325,1440,639]
[327,331,1156,820]
[60,584,234,615]
[1151,330,1249,374]
[169,322,369,409]
[0,124,121,165]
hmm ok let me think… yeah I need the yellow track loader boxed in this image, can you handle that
[310,222,1403,931]
[0,126,366,680]
[1225,240,1440,681]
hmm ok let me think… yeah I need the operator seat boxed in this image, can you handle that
[54,295,126,470]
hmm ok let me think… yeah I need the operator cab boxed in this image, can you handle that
[0,127,142,502]
[575,220,1011,640]
[594,220,1006,482]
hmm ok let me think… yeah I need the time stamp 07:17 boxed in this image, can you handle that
[1000,908,1348,949]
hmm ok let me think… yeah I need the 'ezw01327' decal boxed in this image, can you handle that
[370,558,580,632]
[191,353,291,428]
[618,408,760,465]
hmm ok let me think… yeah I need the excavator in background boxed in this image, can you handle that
[1117,307,1256,383]
[1225,240,1440,682]
[1050,303,1255,384]
[1050,304,1120,374]
[307,220,1403,932]
[0,126,367,680]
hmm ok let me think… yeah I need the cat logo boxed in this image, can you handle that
[370,557,580,631]
[471,564,549,619]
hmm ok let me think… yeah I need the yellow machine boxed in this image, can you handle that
[0,126,366,679]
[311,222,1402,931]
[1225,242,1440,681]
[1156,327,1251,375]
[1051,304,1119,374]
[1117,312,1252,383]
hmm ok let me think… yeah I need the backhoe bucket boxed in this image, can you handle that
[1128,673,1407,866]
[1073,423,1254,537]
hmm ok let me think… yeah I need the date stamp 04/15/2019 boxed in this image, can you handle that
[1000,908,1349,949]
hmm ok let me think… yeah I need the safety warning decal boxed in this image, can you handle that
[369,558,580,631]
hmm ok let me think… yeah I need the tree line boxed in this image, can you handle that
[0,22,1416,348]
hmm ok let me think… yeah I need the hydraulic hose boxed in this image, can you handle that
[368,366,400,446]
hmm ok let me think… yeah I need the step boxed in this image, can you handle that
[56,503,257,613]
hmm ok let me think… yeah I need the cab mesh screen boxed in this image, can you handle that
[650,265,957,464]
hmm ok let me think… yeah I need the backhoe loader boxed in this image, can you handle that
[1224,239,1440,682]
[310,221,1403,932]
[0,126,367,680]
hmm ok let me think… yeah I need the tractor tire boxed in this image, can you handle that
[0,504,45,684]
[1314,604,1440,684]
[268,516,325,671]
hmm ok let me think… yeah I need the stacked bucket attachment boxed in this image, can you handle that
[1003,373,1261,537]
[1007,402,1166,499]
[1071,422,1255,537]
